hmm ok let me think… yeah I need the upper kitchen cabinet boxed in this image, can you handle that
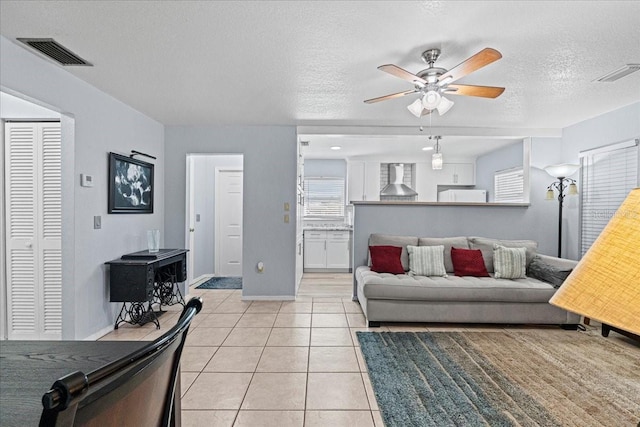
[437,163,475,186]
[347,161,380,202]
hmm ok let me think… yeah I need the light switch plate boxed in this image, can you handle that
[284,214,290,223]
[81,174,94,187]
[94,215,101,229]
[284,202,290,211]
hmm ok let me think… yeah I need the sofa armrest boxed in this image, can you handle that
[535,254,579,271]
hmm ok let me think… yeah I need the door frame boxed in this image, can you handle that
[214,167,243,276]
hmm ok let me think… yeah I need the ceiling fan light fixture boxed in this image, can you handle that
[407,98,424,118]
[421,90,441,110]
[436,96,454,115]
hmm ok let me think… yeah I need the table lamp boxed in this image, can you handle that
[550,188,640,336]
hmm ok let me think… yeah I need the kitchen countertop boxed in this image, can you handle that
[304,226,353,231]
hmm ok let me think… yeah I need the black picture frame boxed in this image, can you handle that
[108,152,154,214]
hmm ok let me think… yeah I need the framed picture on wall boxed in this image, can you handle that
[108,152,154,214]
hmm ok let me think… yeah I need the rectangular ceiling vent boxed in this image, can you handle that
[17,38,92,66]
[300,140,310,147]
[594,64,640,82]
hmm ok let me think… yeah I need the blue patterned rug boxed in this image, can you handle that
[195,276,242,289]
[357,331,639,427]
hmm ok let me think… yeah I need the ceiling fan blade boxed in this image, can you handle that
[438,48,502,84]
[378,64,427,86]
[364,89,418,104]
[445,84,505,98]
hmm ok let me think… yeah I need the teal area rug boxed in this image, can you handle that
[357,331,640,427]
[195,276,242,289]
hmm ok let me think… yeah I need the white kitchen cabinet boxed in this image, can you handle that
[437,163,475,186]
[304,230,351,271]
[347,161,380,202]
[304,231,327,269]
[347,161,365,202]
[326,231,350,269]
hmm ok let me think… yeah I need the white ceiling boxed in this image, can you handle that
[299,134,522,160]
[1,1,639,132]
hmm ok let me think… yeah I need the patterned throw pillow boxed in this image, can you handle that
[407,245,447,277]
[493,244,527,279]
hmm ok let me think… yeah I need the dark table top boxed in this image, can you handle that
[105,248,188,265]
[0,340,147,427]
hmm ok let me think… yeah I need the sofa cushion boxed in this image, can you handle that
[355,266,556,303]
[407,245,447,277]
[369,245,405,274]
[493,245,527,279]
[418,236,469,273]
[468,237,538,273]
[451,247,490,277]
[369,234,418,271]
[527,255,573,288]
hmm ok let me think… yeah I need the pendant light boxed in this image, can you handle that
[431,136,443,170]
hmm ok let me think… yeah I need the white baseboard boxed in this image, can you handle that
[189,274,212,287]
[241,295,296,301]
[83,324,114,341]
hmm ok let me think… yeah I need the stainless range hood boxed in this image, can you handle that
[380,163,417,197]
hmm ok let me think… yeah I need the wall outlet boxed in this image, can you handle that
[94,215,101,229]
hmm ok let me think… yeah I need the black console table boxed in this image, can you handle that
[105,249,188,329]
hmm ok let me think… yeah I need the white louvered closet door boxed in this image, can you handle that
[5,122,62,340]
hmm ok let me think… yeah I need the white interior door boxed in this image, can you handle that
[216,170,243,277]
[5,122,62,340]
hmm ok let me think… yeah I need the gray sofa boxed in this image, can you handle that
[356,234,581,328]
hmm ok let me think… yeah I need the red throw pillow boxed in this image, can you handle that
[369,245,405,274]
[451,247,490,277]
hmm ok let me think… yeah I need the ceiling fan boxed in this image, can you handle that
[364,47,505,117]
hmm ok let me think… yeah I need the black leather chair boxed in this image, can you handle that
[39,297,203,427]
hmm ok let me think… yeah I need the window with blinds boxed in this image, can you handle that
[303,177,345,217]
[494,167,524,202]
[580,139,639,257]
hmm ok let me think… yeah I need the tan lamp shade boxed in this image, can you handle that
[550,188,640,335]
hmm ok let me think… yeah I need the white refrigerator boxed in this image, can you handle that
[438,189,487,203]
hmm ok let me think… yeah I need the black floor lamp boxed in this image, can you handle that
[545,164,580,258]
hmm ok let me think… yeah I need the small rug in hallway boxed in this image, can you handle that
[357,330,640,427]
[195,276,242,289]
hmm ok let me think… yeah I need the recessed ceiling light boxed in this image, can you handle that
[330,146,342,150]
[422,146,433,151]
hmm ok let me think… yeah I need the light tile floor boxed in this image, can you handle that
[99,273,619,426]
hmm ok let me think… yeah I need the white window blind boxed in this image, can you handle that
[580,139,639,257]
[494,167,524,202]
[304,177,345,217]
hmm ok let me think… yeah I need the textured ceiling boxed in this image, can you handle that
[1,1,639,131]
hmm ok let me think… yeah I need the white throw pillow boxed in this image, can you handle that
[407,245,447,277]
[493,244,527,279]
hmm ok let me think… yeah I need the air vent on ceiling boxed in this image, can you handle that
[594,64,640,82]
[300,140,310,147]
[17,38,92,66]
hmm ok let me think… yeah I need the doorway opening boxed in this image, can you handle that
[185,154,243,287]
